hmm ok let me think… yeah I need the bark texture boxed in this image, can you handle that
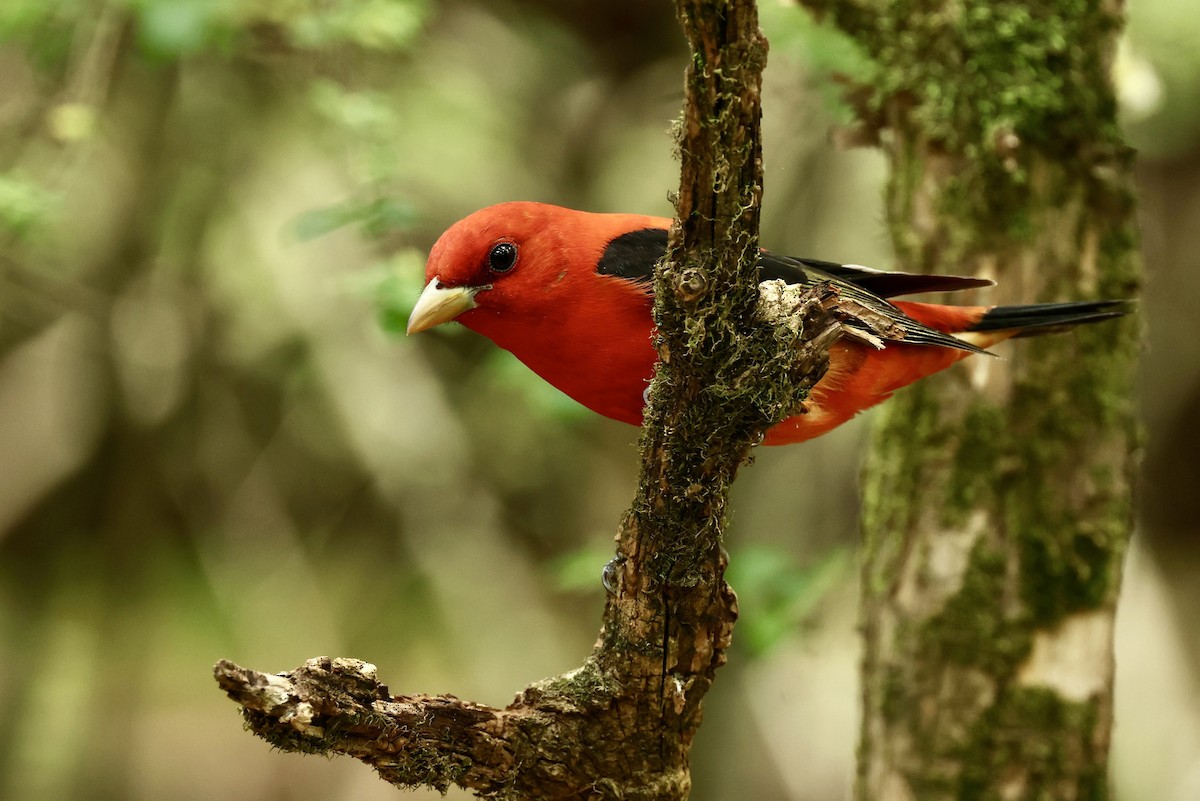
[798,1,1141,799]
[215,3,837,799]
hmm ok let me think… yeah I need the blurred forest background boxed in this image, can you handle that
[0,1,1196,799]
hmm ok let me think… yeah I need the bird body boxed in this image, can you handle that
[408,202,1124,444]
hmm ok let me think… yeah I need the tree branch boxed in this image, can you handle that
[214,3,854,798]
[212,282,858,799]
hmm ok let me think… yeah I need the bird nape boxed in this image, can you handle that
[406,202,1127,445]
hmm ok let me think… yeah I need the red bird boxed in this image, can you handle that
[407,202,1124,445]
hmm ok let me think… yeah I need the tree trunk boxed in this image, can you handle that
[799,1,1141,798]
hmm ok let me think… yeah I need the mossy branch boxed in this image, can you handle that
[212,282,868,799]
[214,3,846,799]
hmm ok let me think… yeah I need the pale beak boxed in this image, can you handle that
[406,279,487,335]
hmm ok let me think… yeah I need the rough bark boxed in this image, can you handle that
[214,3,848,799]
[798,1,1141,799]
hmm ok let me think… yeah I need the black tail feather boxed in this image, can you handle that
[969,299,1132,336]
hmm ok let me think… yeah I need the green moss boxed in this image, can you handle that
[882,667,1110,800]
[862,382,939,525]
[865,0,1121,151]
[844,0,1136,795]
[917,540,1032,674]
[247,710,335,756]
[1015,509,1124,625]
[372,745,473,793]
[999,315,1136,627]
[942,402,1006,527]
[524,657,618,710]
[880,665,909,726]
[863,0,1126,259]
[958,688,1107,801]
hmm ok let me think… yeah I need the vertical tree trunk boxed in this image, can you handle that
[800,1,1141,799]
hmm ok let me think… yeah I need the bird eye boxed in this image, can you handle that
[487,242,517,273]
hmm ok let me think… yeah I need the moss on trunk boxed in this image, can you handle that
[800,1,1141,799]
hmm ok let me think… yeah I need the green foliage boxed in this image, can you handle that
[308,80,409,192]
[553,544,851,657]
[310,80,399,134]
[353,248,428,334]
[132,0,234,61]
[369,249,595,428]
[760,3,872,112]
[0,172,56,238]
[291,195,416,242]
[0,0,429,66]
[725,545,850,656]
[285,0,428,51]
[474,348,596,424]
[552,544,622,593]
[0,0,81,69]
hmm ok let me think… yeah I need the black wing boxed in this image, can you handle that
[596,228,993,298]
[762,253,995,298]
[596,228,993,354]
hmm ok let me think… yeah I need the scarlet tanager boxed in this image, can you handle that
[407,202,1124,445]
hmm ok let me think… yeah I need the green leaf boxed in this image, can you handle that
[550,544,622,593]
[726,545,851,656]
[357,249,429,335]
[291,203,360,242]
[288,0,428,51]
[0,172,56,237]
[289,196,415,242]
[134,0,226,61]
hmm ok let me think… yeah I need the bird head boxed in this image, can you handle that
[404,201,666,425]
[406,201,580,336]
